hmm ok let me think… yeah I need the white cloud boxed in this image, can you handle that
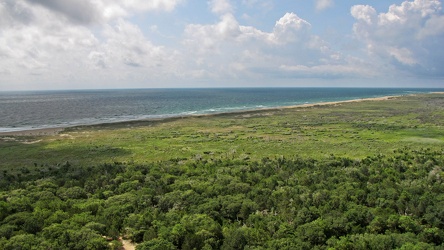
[100,0,183,19]
[80,19,182,87]
[387,47,417,66]
[24,0,100,24]
[315,0,334,11]
[280,63,375,78]
[97,19,174,69]
[417,14,444,39]
[2,0,441,90]
[21,0,184,24]
[217,14,241,38]
[351,5,376,25]
[209,0,233,14]
[182,12,368,82]
[272,13,311,44]
[184,12,312,52]
[351,0,444,76]
[0,2,98,72]
[0,0,183,89]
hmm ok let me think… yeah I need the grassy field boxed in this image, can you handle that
[1,93,443,170]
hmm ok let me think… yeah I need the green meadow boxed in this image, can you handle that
[1,93,443,170]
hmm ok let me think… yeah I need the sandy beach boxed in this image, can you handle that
[0,93,422,137]
[0,127,64,136]
[280,95,397,109]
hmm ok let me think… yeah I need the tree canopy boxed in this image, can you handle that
[0,148,443,249]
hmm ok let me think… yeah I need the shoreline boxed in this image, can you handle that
[0,93,438,137]
[0,127,65,136]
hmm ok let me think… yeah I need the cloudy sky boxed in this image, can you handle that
[0,0,443,90]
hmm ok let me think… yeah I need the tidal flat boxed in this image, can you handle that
[1,93,443,171]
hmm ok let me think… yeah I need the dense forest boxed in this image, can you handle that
[1,147,443,249]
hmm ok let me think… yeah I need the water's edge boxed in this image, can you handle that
[0,88,442,133]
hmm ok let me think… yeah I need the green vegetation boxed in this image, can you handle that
[0,94,443,249]
[1,94,444,170]
[0,148,443,249]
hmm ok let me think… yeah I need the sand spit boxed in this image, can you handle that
[284,95,398,109]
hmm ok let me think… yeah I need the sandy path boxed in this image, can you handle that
[120,238,136,250]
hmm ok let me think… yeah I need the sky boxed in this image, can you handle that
[0,0,443,90]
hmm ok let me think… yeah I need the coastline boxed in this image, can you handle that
[0,127,65,136]
[266,95,397,110]
[0,93,439,137]
[0,94,401,137]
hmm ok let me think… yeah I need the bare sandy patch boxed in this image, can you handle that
[22,139,42,144]
[120,237,136,250]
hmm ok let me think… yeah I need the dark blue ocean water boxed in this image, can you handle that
[0,88,442,132]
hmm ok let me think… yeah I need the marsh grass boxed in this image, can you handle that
[1,94,443,171]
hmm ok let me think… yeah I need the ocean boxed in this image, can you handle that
[0,88,441,132]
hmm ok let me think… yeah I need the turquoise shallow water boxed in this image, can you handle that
[0,88,441,132]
